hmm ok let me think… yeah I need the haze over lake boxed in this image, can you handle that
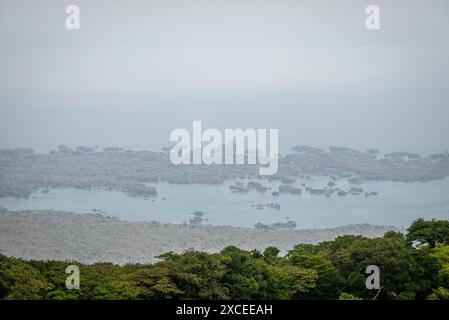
[2,1,449,155]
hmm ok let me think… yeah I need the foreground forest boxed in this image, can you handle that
[1,219,449,300]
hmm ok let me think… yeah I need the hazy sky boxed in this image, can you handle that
[1,0,449,154]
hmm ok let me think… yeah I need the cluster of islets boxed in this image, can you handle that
[254,220,297,230]
[1,145,448,199]
[229,181,269,193]
[184,210,208,226]
[251,203,281,210]
[304,184,379,198]
[229,179,379,199]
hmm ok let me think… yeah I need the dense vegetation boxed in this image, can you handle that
[1,219,449,300]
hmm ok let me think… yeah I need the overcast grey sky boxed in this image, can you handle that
[1,0,449,154]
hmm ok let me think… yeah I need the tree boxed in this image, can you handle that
[287,248,341,299]
[130,265,184,299]
[407,219,449,247]
[263,246,281,265]
[430,244,449,288]
[339,292,362,300]
[427,287,449,300]
[156,250,229,299]
[0,256,53,300]
[220,246,291,299]
[323,232,439,299]
[282,265,317,298]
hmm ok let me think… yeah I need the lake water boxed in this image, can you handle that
[1,177,449,229]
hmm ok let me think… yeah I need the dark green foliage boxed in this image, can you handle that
[320,231,439,299]
[287,247,341,299]
[407,218,449,247]
[1,219,448,300]
[0,256,53,300]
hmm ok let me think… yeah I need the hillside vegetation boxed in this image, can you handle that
[1,219,449,300]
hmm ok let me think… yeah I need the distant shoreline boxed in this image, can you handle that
[1,145,448,199]
[0,209,402,265]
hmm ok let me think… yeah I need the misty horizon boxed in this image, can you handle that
[1,0,449,154]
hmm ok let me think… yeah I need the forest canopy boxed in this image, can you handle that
[1,219,449,300]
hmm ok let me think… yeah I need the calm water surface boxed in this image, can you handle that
[1,177,448,228]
